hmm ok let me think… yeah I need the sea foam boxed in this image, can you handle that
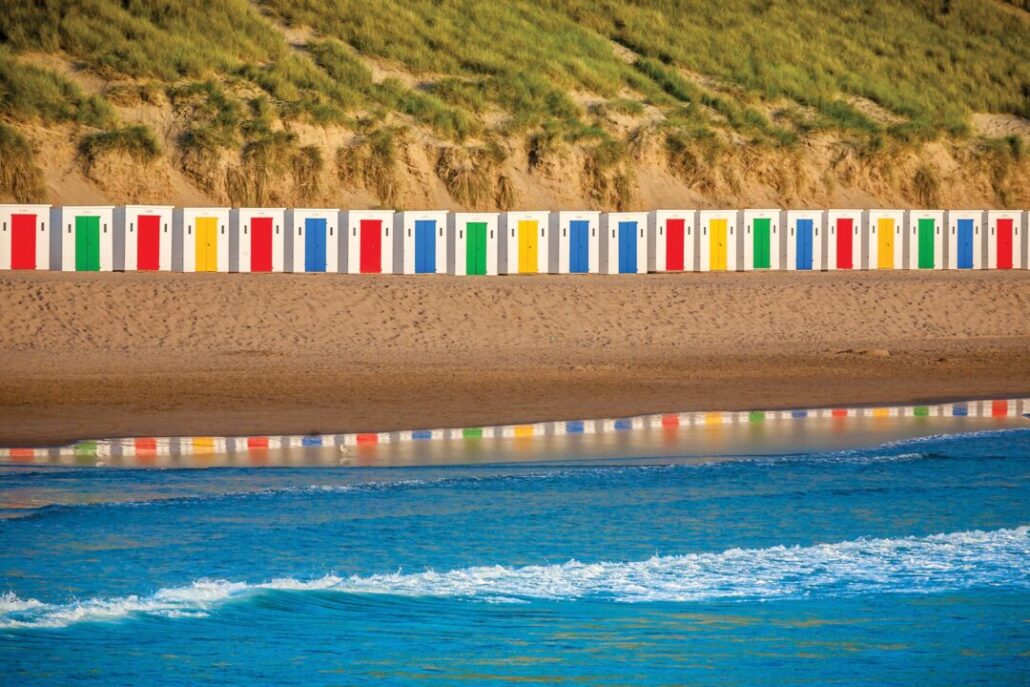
[2,526,1026,629]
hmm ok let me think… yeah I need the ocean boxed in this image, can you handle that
[1,423,1028,685]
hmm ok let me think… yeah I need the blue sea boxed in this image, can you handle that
[1,425,1028,685]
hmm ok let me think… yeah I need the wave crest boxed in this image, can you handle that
[2,526,1026,629]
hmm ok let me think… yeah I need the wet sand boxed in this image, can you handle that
[0,270,1028,446]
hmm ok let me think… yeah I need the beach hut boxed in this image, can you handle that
[0,204,51,270]
[867,209,904,270]
[785,210,824,271]
[233,208,286,273]
[57,206,115,272]
[648,210,695,272]
[600,212,648,274]
[826,209,862,270]
[287,208,340,274]
[501,211,550,275]
[906,210,944,270]
[743,209,781,271]
[698,210,737,272]
[344,210,395,274]
[552,211,601,274]
[946,210,983,270]
[117,205,173,272]
[177,207,230,272]
[449,212,499,276]
[986,210,1024,269]
[398,210,447,275]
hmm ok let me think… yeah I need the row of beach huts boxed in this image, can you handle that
[0,204,1027,274]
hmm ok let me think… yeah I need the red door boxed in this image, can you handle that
[251,217,273,272]
[137,215,160,270]
[11,213,36,269]
[997,218,1013,269]
[836,218,853,270]
[360,219,382,273]
[666,219,684,271]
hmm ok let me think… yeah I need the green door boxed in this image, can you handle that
[466,222,487,275]
[918,218,935,269]
[753,217,771,269]
[75,215,101,271]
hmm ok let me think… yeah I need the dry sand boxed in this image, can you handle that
[0,270,1028,446]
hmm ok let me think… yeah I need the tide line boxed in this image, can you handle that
[1,398,1027,461]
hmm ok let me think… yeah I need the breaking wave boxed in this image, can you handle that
[2,526,1026,630]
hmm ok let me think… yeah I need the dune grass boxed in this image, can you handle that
[0,0,1027,202]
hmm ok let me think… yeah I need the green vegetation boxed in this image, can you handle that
[0,0,1026,202]
[0,123,45,202]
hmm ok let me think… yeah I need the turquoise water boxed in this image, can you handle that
[1,428,1028,685]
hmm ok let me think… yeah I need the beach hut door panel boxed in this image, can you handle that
[196,217,218,272]
[918,218,935,269]
[666,219,684,271]
[796,219,813,270]
[11,213,36,270]
[466,222,487,275]
[957,219,974,269]
[137,215,160,271]
[753,218,771,269]
[75,215,101,272]
[250,217,273,272]
[360,219,382,273]
[836,218,853,269]
[569,220,589,273]
[997,218,1013,269]
[710,219,728,271]
[415,219,436,273]
[877,218,894,269]
[518,220,537,274]
[618,221,637,273]
[305,217,327,272]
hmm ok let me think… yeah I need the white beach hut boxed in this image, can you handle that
[826,209,863,270]
[57,206,115,272]
[986,209,1024,269]
[177,207,230,273]
[648,210,695,272]
[906,210,945,270]
[743,208,782,271]
[501,210,550,275]
[698,209,737,272]
[233,208,285,273]
[0,204,51,270]
[287,208,340,274]
[344,209,396,274]
[449,212,499,276]
[600,211,648,274]
[552,211,601,274]
[117,205,173,271]
[398,210,447,275]
[785,210,824,271]
[867,209,905,270]
[945,210,983,270]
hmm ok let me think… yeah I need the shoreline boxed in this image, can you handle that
[1,270,1028,446]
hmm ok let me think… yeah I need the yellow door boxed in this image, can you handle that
[196,217,217,272]
[518,220,538,273]
[877,218,894,269]
[710,218,727,271]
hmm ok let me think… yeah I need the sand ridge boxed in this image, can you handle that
[0,270,1027,446]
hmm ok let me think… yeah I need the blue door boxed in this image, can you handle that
[957,219,973,269]
[415,219,436,273]
[570,220,589,273]
[304,217,327,272]
[618,221,637,273]
[796,219,813,270]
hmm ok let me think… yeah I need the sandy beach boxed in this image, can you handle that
[0,270,1028,446]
